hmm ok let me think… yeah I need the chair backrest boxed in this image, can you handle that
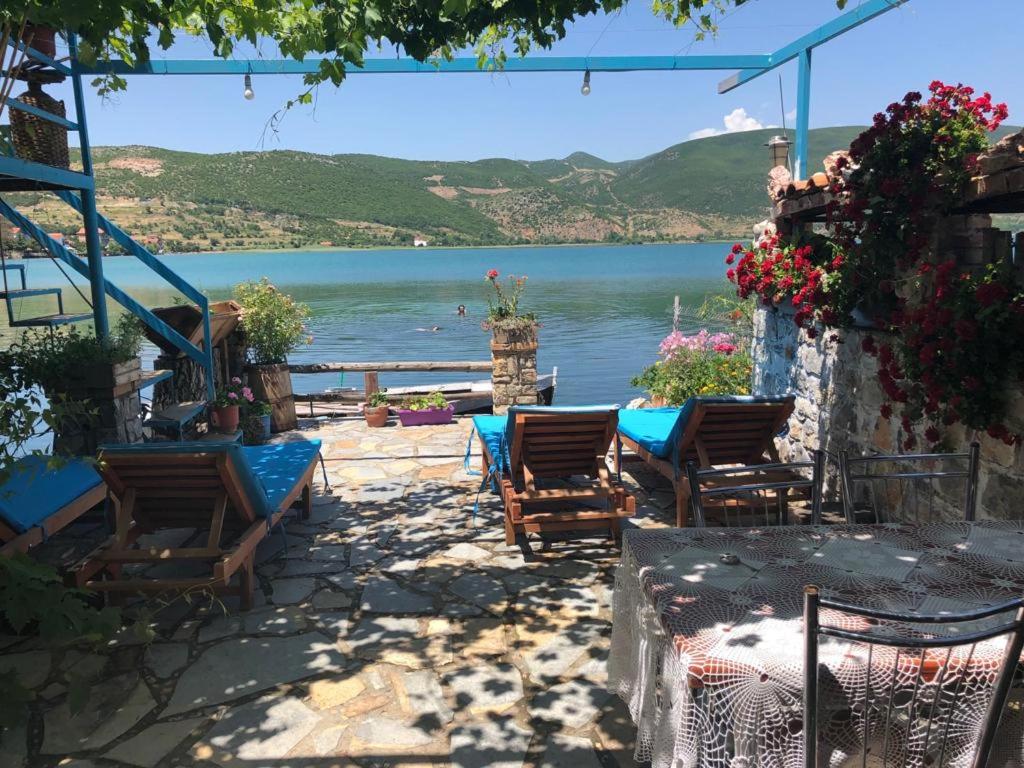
[505,405,619,483]
[98,442,271,528]
[839,443,980,524]
[803,586,1024,768]
[685,450,824,527]
[675,395,795,469]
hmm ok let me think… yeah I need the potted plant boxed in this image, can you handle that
[397,391,454,427]
[364,389,390,428]
[234,278,312,433]
[212,377,254,434]
[483,269,537,345]
[241,400,272,444]
[8,316,145,454]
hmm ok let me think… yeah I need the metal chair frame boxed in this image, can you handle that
[838,443,980,524]
[685,450,824,528]
[803,586,1024,768]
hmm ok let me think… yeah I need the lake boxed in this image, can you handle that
[1,243,733,405]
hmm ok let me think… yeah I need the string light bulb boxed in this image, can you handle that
[580,69,591,96]
[243,73,255,100]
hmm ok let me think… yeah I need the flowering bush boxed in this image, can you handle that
[214,377,254,408]
[727,235,834,338]
[727,81,1020,446]
[234,278,313,365]
[633,330,752,406]
[483,270,536,331]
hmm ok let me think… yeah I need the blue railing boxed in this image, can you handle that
[1,34,216,401]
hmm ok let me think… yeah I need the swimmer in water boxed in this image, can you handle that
[415,326,442,332]
[457,304,467,316]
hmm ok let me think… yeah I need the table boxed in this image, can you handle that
[608,522,1024,768]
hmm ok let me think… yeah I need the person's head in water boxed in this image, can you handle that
[457,304,466,316]
[432,325,441,332]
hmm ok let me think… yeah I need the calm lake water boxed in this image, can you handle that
[1,243,733,405]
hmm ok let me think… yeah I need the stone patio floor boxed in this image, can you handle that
[1,415,677,768]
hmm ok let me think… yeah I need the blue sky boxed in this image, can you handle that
[55,0,1023,162]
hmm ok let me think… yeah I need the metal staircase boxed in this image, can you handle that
[0,33,216,437]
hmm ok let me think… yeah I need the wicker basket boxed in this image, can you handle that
[10,81,69,169]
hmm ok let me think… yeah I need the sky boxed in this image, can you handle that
[47,0,1024,163]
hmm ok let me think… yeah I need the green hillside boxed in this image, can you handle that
[9,124,1019,253]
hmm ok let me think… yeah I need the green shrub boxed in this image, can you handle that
[233,278,312,365]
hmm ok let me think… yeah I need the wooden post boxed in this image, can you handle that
[364,371,380,398]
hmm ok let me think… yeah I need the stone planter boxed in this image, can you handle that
[50,357,144,455]
[247,363,297,433]
[490,324,539,415]
[364,405,390,428]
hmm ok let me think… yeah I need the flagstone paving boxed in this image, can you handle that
[0,415,678,767]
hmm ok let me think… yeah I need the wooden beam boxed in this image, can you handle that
[289,361,491,373]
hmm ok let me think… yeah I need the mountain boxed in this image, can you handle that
[8,125,1019,253]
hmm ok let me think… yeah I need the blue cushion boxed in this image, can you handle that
[472,415,506,464]
[0,455,103,534]
[242,441,322,512]
[616,407,688,460]
[617,395,793,462]
[100,439,321,521]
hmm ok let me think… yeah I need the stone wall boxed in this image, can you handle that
[54,358,145,456]
[490,329,538,415]
[752,304,1024,519]
[153,331,247,413]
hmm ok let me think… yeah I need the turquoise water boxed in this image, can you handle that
[1,243,732,404]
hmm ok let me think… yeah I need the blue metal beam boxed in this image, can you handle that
[794,49,812,180]
[0,199,212,374]
[5,37,72,75]
[0,155,94,190]
[6,99,79,131]
[73,54,772,77]
[718,0,906,93]
[68,33,109,339]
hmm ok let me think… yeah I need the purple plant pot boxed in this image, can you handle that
[397,405,455,427]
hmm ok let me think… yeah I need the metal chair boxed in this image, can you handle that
[803,587,1024,768]
[685,450,824,528]
[838,443,980,524]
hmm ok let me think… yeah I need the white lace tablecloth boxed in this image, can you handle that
[609,522,1024,768]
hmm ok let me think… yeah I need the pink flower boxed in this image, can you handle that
[228,392,238,400]
[231,377,242,385]
[242,387,254,402]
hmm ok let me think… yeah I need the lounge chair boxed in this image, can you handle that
[472,406,635,545]
[615,395,795,526]
[0,455,107,556]
[75,439,322,609]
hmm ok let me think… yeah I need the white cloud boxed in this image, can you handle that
[688,108,768,140]
[785,108,797,123]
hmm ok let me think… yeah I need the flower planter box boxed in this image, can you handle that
[397,405,454,427]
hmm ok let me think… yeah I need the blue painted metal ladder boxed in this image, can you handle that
[0,33,216,430]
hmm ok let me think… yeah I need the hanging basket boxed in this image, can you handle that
[10,81,69,168]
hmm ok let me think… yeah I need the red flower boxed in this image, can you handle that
[731,243,743,254]
[925,426,941,444]
[486,269,499,280]
[880,403,893,420]
[975,282,1008,307]
[726,254,735,265]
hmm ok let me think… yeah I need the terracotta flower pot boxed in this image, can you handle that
[212,404,240,433]
[23,25,57,57]
[364,405,390,428]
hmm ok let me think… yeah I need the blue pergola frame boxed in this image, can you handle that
[0,0,904,342]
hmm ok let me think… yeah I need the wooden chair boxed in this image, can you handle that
[615,395,795,526]
[0,455,107,556]
[804,587,1024,768]
[475,406,635,545]
[76,439,321,609]
[839,443,981,524]
[685,451,823,527]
